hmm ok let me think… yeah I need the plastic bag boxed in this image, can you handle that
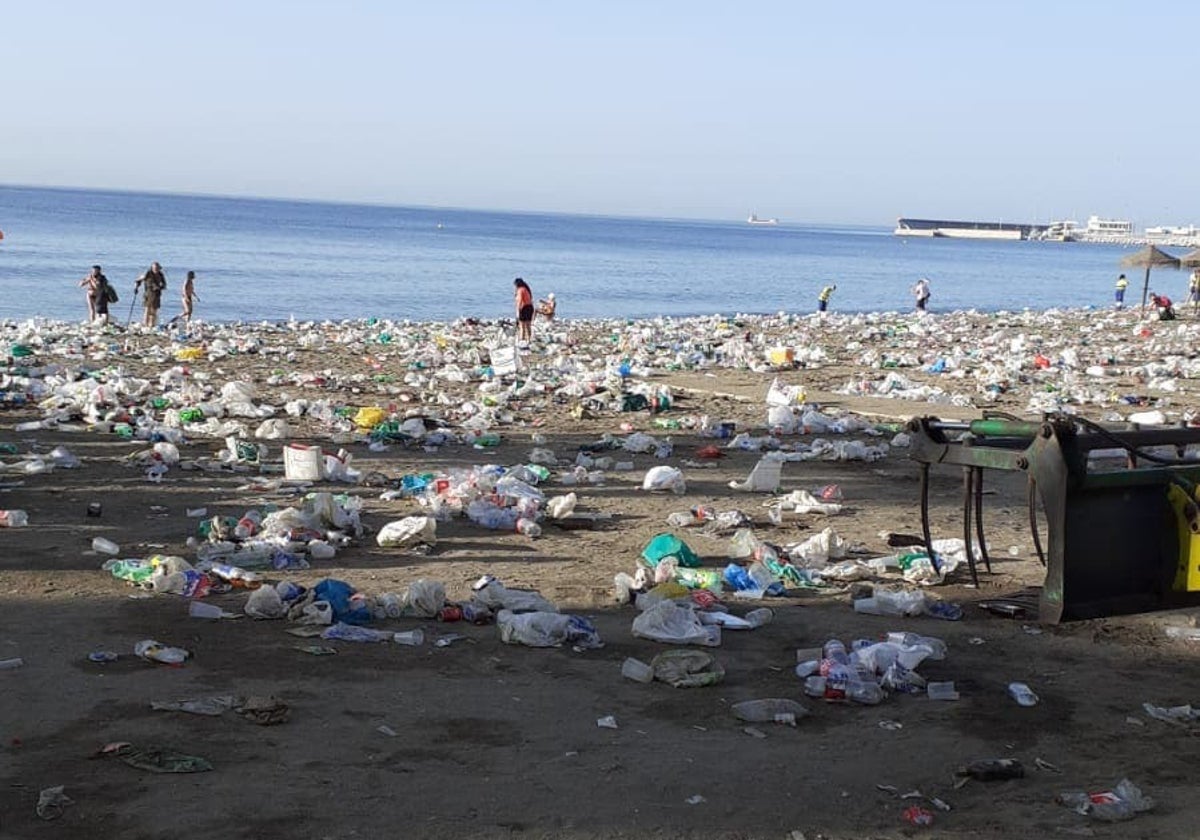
[641,533,702,569]
[402,579,446,618]
[545,493,577,519]
[651,649,725,688]
[729,456,783,492]
[376,516,437,548]
[496,610,603,649]
[245,585,285,619]
[642,465,686,494]
[473,580,558,613]
[631,601,721,646]
[254,418,290,440]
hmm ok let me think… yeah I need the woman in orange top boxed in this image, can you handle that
[513,277,534,343]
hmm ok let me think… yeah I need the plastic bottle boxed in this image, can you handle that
[515,518,542,537]
[886,631,948,660]
[0,510,29,528]
[666,511,694,527]
[847,680,885,705]
[102,558,155,585]
[234,510,263,539]
[731,698,808,726]
[205,563,263,589]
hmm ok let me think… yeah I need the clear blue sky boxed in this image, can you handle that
[2,1,1196,225]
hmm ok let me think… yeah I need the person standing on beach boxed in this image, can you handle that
[513,277,534,345]
[78,265,108,323]
[135,262,167,327]
[182,270,199,323]
[817,283,836,313]
[1114,274,1128,310]
[1188,269,1200,314]
[911,277,931,312]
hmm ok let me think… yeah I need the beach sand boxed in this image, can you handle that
[1,309,1199,839]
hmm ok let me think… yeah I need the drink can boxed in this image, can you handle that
[461,603,492,624]
[437,606,463,622]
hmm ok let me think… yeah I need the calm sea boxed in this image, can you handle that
[0,185,1171,324]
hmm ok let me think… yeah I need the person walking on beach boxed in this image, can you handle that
[1188,269,1200,314]
[911,277,931,312]
[1114,274,1128,310]
[78,265,110,323]
[817,283,836,313]
[513,277,534,345]
[134,262,167,327]
[181,270,199,323]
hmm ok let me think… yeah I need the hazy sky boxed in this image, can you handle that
[3,1,1196,225]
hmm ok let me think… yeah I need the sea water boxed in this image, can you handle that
[0,185,1166,324]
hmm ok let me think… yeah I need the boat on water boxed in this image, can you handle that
[894,217,1048,241]
[747,214,778,226]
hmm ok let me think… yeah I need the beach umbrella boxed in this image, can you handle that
[1120,245,1180,309]
[1179,248,1200,267]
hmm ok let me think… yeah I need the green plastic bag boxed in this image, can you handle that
[641,533,701,569]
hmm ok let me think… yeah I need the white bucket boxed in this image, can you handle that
[284,444,323,481]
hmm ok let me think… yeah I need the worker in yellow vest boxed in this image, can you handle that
[817,283,836,313]
[1114,274,1128,310]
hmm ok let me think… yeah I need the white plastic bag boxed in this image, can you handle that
[254,418,291,440]
[545,493,577,519]
[642,465,686,494]
[245,585,285,619]
[376,516,437,548]
[402,580,446,617]
[631,601,721,646]
[474,580,558,613]
[729,456,783,492]
[496,609,603,648]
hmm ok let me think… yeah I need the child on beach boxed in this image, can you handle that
[513,277,534,345]
[817,283,836,313]
[1114,274,1128,309]
[182,270,199,323]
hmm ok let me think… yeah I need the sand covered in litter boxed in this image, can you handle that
[1,308,1199,839]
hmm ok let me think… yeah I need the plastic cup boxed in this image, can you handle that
[188,601,225,619]
[92,537,120,555]
[621,657,654,683]
[393,630,425,646]
[927,681,960,701]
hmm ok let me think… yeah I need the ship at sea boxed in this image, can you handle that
[747,213,778,226]
[894,217,1047,241]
